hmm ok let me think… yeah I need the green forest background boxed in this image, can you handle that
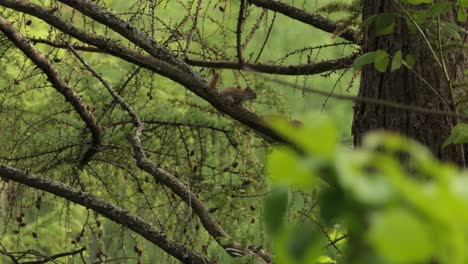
[0,0,467,263]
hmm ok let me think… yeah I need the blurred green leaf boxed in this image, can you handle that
[268,147,319,189]
[375,14,395,36]
[266,113,337,158]
[337,149,395,205]
[368,208,433,263]
[264,186,289,237]
[274,222,326,264]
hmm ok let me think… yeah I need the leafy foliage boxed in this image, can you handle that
[354,0,468,73]
[266,114,468,264]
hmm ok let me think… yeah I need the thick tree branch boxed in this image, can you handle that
[128,133,272,263]
[57,0,193,74]
[0,0,288,145]
[68,42,272,262]
[29,38,354,75]
[0,165,212,264]
[248,0,360,44]
[186,55,356,75]
[0,15,103,168]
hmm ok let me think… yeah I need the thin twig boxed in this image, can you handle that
[237,0,246,67]
[262,75,468,120]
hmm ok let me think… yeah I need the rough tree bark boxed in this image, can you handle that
[353,0,467,166]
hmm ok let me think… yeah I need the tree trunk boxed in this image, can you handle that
[353,0,466,166]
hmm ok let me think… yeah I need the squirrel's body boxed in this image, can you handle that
[208,72,256,105]
[220,87,256,105]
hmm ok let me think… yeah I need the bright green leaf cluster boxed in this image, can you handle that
[356,0,468,73]
[354,50,415,72]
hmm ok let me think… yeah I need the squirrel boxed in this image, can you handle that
[219,87,256,105]
[208,72,257,105]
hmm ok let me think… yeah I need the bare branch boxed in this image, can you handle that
[0,14,103,168]
[184,0,204,58]
[248,0,360,44]
[30,38,354,75]
[65,42,142,127]
[67,40,273,262]
[20,247,86,264]
[242,9,267,51]
[29,38,105,53]
[186,55,356,75]
[127,128,272,263]
[57,0,192,73]
[0,0,290,145]
[0,165,212,264]
[237,0,246,67]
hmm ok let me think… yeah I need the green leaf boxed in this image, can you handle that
[268,147,319,189]
[266,113,337,158]
[318,185,347,223]
[428,2,453,17]
[391,50,403,72]
[413,9,430,25]
[441,22,463,41]
[264,186,289,237]
[404,54,416,69]
[460,0,468,8]
[353,52,377,69]
[442,123,468,149]
[405,16,418,34]
[336,149,395,206]
[359,14,379,30]
[374,49,390,72]
[457,8,468,22]
[368,208,434,263]
[287,223,323,261]
[273,222,326,264]
[219,237,235,247]
[375,14,396,36]
[299,113,337,158]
